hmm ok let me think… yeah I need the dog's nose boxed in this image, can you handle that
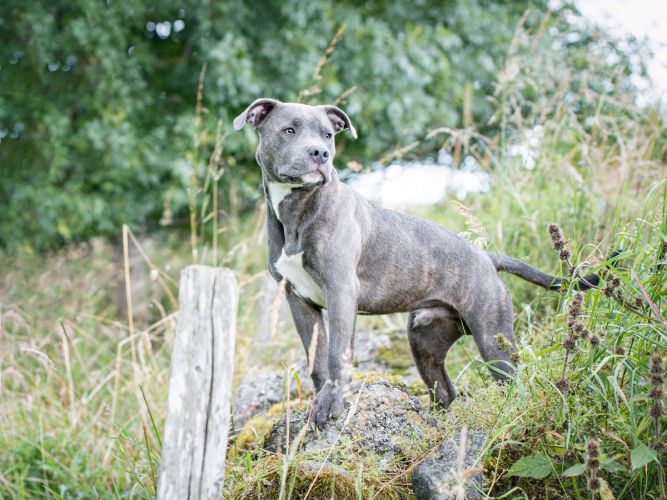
[307,145,329,164]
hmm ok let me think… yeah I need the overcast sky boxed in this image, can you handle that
[575,0,667,105]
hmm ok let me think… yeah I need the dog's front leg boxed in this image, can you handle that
[285,291,329,392]
[311,278,358,429]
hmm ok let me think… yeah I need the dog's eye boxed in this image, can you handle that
[284,127,295,135]
[324,132,333,140]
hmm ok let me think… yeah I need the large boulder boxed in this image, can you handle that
[228,373,492,499]
[265,379,437,464]
[233,328,418,429]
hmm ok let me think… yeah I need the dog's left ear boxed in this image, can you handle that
[320,105,357,139]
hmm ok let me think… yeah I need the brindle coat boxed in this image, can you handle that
[234,99,598,429]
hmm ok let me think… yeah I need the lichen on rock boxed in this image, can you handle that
[265,380,437,461]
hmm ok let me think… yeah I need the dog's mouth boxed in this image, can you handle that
[278,162,331,185]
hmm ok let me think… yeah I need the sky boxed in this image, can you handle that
[575,0,667,105]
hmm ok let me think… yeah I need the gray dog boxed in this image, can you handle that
[234,98,598,429]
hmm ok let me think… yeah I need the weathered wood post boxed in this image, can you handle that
[157,265,238,500]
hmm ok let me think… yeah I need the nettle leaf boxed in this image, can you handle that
[601,459,625,473]
[507,454,552,479]
[562,463,586,477]
[630,443,657,470]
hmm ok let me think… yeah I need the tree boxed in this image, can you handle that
[0,0,642,250]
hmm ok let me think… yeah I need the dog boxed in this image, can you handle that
[234,98,598,428]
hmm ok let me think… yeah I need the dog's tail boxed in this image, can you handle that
[487,253,600,291]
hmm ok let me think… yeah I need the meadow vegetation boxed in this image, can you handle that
[1,6,666,499]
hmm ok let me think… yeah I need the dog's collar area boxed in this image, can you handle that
[266,174,329,221]
[267,182,300,222]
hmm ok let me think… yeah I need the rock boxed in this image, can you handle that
[412,429,488,500]
[356,329,424,385]
[264,379,436,465]
[353,329,393,370]
[235,327,423,429]
[233,360,314,429]
[300,460,353,479]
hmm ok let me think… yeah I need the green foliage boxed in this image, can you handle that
[1,2,665,498]
[0,0,647,250]
[506,454,552,479]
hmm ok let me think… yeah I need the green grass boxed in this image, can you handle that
[1,22,666,498]
[1,168,663,498]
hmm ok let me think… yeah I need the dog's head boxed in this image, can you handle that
[233,99,356,186]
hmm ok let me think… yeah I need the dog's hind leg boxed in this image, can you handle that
[463,278,516,382]
[407,312,463,410]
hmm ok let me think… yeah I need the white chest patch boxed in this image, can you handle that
[275,249,326,307]
[267,182,300,222]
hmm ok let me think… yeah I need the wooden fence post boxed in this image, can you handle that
[157,265,238,500]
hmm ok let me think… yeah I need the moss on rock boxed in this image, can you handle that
[352,370,428,397]
[376,338,415,376]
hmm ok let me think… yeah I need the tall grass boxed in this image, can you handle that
[0,12,665,499]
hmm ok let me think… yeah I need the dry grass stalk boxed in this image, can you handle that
[19,347,52,370]
[308,324,320,375]
[270,278,287,340]
[297,24,346,103]
[189,63,208,261]
[452,201,488,249]
[303,376,369,500]
[193,63,207,148]
[58,322,77,428]
[122,224,138,368]
[333,85,357,106]
[125,225,177,307]
[377,140,421,165]
[279,367,292,500]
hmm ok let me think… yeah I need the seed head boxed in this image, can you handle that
[563,337,576,352]
[614,346,625,356]
[588,477,600,490]
[611,276,621,288]
[587,438,600,458]
[649,386,664,400]
[589,335,600,347]
[649,403,664,419]
[548,223,568,254]
[559,249,571,261]
[569,293,584,318]
[495,334,513,353]
[651,354,665,386]
[555,378,570,393]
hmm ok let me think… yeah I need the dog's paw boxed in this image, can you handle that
[311,379,344,430]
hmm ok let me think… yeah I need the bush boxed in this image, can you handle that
[0,0,646,250]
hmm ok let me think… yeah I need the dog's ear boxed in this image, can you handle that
[320,105,357,139]
[233,98,281,131]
